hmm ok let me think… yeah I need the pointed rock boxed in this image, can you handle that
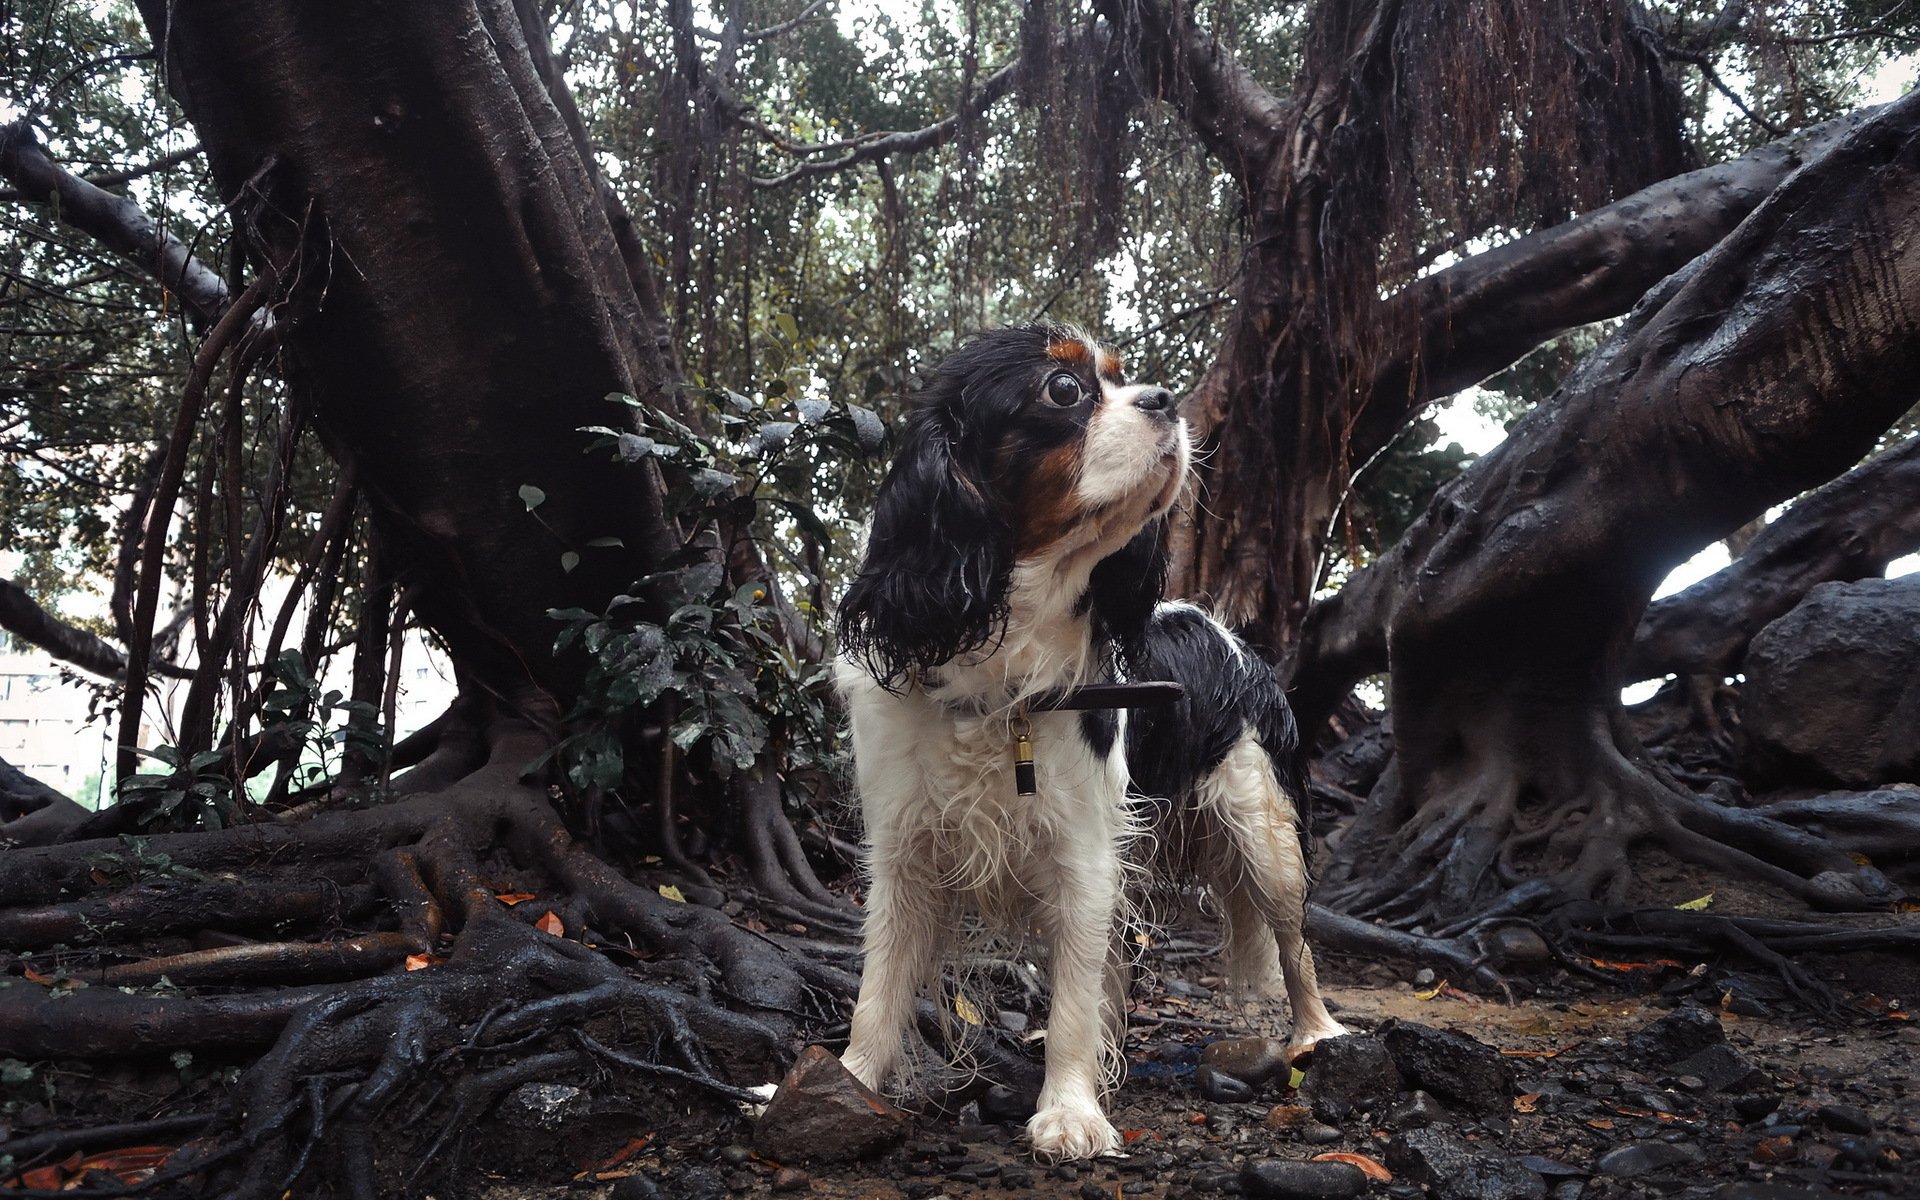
[754,1046,913,1163]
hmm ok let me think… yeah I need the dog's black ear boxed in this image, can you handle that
[1087,517,1168,658]
[837,410,1013,689]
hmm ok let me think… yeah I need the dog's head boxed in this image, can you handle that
[838,323,1189,689]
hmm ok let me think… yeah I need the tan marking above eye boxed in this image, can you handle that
[1098,350,1125,382]
[1046,339,1093,366]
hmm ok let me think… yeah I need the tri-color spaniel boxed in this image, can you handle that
[834,324,1345,1161]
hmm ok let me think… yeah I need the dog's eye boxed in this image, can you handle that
[1045,373,1083,407]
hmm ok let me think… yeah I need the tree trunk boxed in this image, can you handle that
[1315,90,1920,925]
[135,0,679,718]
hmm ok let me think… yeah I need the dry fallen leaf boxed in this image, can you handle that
[1311,1152,1391,1182]
[1513,1092,1541,1113]
[494,892,537,905]
[535,910,565,937]
[1120,1128,1153,1146]
[1675,893,1714,911]
[953,993,983,1025]
[657,884,686,903]
[1585,1118,1614,1130]
[404,953,437,972]
[1413,979,1447,1000]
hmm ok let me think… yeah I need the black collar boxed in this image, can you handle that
[1025,681,1185,711]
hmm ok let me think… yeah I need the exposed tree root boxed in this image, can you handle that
[0,725,858,1195]
[1314,705,1911,998]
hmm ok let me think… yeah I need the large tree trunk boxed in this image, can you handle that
[1311,90,1920,926]
[136,0,678,718]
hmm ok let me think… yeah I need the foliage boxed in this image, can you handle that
[536,329,885,794]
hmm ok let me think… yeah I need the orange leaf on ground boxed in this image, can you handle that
[1513,1092,1541,1113]
[1311,1152,1391,1182]
[1585,1119,1614,1130]
[20,967,52,985]
[495,892,537,905]
[404,953,440,971]
[1120,1128,1153,1145]
[573,1133,655,1178]
[536,910,564,937]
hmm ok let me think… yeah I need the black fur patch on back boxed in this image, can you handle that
[1079,706,1119,759]
[1122,604,1304,809]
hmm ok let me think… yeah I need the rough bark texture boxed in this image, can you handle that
[1119,0,1860,654]
[1315,89,1920,924]
[1625,432,1920,684]
[134,0,679,716]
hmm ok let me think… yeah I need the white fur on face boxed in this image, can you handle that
[1075,379,1190,514]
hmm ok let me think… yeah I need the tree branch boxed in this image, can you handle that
[1093,0,1288,185]
[0,578,188,681]
[1626,432,1920,683]
[0,120,231,326]
[747,60,1023,188]
[1357,104,1878,467]
[0,142,202,203]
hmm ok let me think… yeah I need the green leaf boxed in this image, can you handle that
[846,403,886,450]
[797,397,831,424]
[584,536,625,548]
[775,312,799,343]
[560,551,581,573]
[690,467,737,498]
[518,484,546,511]
[755,421,798,453]
[616,433,656,462]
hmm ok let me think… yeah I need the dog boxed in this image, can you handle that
[833,323,1346,1161]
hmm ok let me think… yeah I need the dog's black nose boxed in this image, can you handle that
[1133,387,1177,415]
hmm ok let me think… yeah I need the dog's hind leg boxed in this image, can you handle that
[1198,733,1348,1054]
[842,864,950,1093]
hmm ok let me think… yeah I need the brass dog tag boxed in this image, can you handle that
[1012,714,1036,796]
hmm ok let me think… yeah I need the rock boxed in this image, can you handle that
[1592,1141,1704,1177]
[659,1166,725,1200]
[1388,1090,1447,1130]
[1302,1123,1342,1145]
[1239,1159,1369,1199]
[1625,1005,1724,1062]
[1190,1167,1238,1193]
[754,1046,913,1163]
[1483,926,1552,966]
[1264,1104,1313,1130]
[1080,1183,1111,1200]
[1196,1063,1257,1102]
[498,1081,591,1129]
[1732,1093,1781,1120]
[1742,577,1920,788]
[1669,1042,1766,1093]
[770,1167,810,1193]
[1000,1167,1034,1188]
[1411,968,1437,988]
[998,1009,1029,1033]
[1386,1127,1545,1200]
[980,1083,1037,1123]
[610,1175,666,1200]
[1814,1103,1874,1134]
[1379,1021,1515,1114]
[1202,1037,1294,1089]
[1301,1034,1402,1122]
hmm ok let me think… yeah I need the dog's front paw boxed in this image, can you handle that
[1027,1105,1119,1162]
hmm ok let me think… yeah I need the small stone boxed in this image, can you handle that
[998,1009,1029,1033]
[1592,1141,1704,1177]
[1711,1184,1848,1199]
[1049,1163,1080,1181]
[719,1145,752,1167]
[1189,1167,1238,1193]
[609,1175,666,1200]
[1196,1064,1257,1103]
[1387,1127,1547,1200]
[1815,1103,1874,1134]
[1669,1042,1765,1093]
[754,1045,913,1163]
[1484,926,1552,965]
[1239,1158,1369,1199]
[771,1167,810,1193]
[1081,1183,1111,1200]
[1301,1034,1402,1122]
[1201,1037,1294,1089]
[1123,1184,1155,1195]
[498,1081,591,1129]
[1000,1167,1034,1188]
[1732,1093,1781,1120]
[1626,1005,1725,1062]
[1302,1123,1342,1145]
[725,1170,754,1192]
[1388,1089,1447,1130]
[980,1084,1037,1124]
[1379,1020,1515,1114]
[1412,968,1437,988]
